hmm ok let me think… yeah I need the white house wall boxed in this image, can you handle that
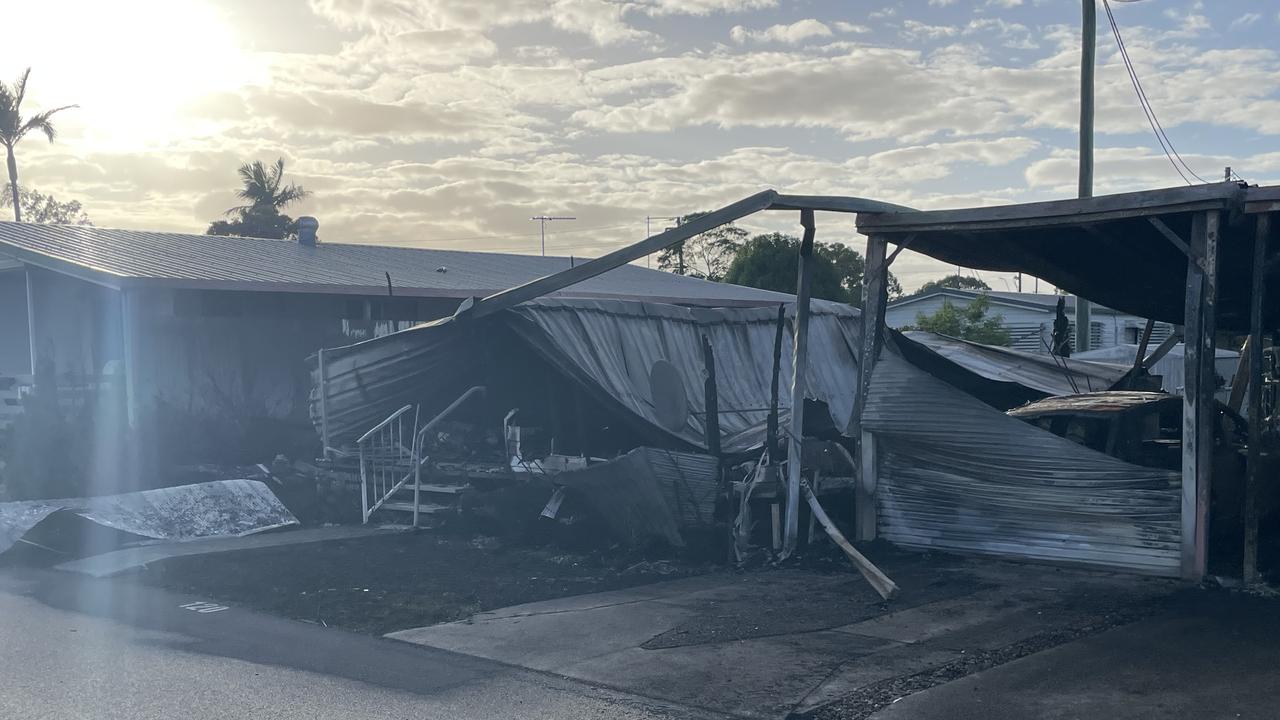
[886,293,1169,355]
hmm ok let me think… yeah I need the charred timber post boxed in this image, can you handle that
[782,209,816,558]
[856,234,890,542]
[767,304,785,461]
[1244,213,1270,583]
[1181,210,1219,581]
[701,334,721,461]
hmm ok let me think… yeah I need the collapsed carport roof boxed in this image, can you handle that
[854,182,1278,331]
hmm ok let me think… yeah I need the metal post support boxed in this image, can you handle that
[782,210,816,557]
[318,347,331,459]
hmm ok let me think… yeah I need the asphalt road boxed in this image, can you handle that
[0,568,725,720]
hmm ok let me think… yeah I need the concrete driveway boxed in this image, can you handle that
[868,590,1280,720]
[388,551,1176,718]
[0,568,723,720]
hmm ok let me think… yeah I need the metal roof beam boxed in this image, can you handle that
[458,191,915,321]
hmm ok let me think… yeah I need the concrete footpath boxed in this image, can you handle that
[870,590,1280,720]
[389,557,1176,718]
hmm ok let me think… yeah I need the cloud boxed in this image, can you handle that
[1025,147,1280,195]
[307,0,775,45]
[730,19,833,44]
[1231,13,1262,29]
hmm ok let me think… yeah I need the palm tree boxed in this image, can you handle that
[227,158,310,215]
[0,68,76,222]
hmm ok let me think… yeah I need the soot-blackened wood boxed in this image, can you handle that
[1181,211,1219,581]
[1244,213,1270,583]
[855,234,889,542]
[701,334,721,461]
[767,304,785,461]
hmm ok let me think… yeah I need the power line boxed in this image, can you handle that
[1102,0,1209,184]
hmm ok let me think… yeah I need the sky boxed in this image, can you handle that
[3,0,1278,292]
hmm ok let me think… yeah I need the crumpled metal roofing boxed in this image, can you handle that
[504,298,863,452]
[0,221,789,305]
[901,331,1129,397]
[314,297,863,453]
[0,479,299,555]
[864,351,1182,576]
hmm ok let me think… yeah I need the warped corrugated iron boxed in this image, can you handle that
[901,331,1129,397]
[864,351,1182,576]
[314,298,864,453]
[555,447,719,546]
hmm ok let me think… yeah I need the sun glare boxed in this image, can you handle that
[2,0,260,151]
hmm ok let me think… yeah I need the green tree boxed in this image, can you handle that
[207,158,310,239]
[722,234,902,306]
[916,273,991,294]
[723,233,850,302]
[910,295,1011,346]
[0,68,77,222]
[657,213,747,281]
[819,241,903,305]
[0,185,91,225]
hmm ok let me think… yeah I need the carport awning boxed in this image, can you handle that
[856,182,1278,331]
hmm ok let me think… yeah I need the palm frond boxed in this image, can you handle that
[21,105,76,143]
[12,68,31,110]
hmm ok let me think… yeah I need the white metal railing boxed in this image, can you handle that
[409,386,486,526]
[357,386,488,526]
[358,404,418,524]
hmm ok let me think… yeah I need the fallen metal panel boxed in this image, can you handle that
[864,351,1181,576]
[0,479,299,555]
[902,331,1128,396]
[555,447,718,547]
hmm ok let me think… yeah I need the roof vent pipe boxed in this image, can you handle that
[296,216,319,246]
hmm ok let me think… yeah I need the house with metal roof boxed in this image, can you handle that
[0,220,787,469]
[885,288,1176,354]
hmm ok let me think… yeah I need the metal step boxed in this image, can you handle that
[380,501,454,515]
[404,483,471,494]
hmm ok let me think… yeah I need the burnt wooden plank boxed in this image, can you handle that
[1244,213,1270,583]
[854,234,889,542]
[1181,211,1219,581]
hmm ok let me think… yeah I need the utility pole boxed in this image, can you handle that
[1075,0,1096,351]
[646,215,680,268]
[530,215,575,256]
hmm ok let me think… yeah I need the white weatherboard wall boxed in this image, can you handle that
[886,292,1171,355]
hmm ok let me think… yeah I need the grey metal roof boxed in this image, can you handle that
[0,222,790,306]
[890,288,1127,315]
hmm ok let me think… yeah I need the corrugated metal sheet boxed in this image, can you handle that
[0,222,788,305]
[505,298,863,452]
[902,331,1128,397]
[1073,343,1240,396]
[0,479,298,555]
[864,351,1182,576]
[556,447,719,546]
[313,297,863,452]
